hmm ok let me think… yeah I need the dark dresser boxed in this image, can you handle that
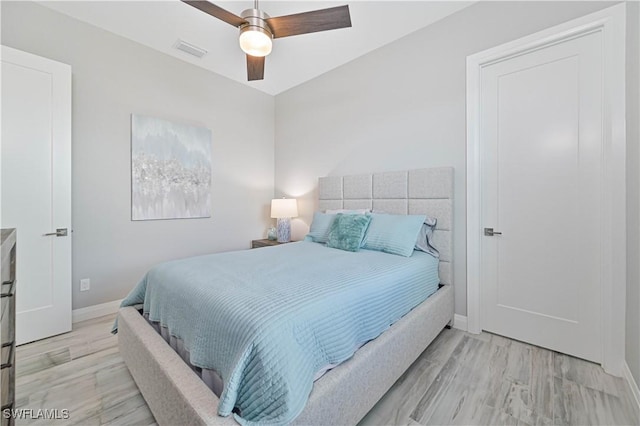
[1,229,16,426]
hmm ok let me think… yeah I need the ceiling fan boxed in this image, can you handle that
[182,1,352,81]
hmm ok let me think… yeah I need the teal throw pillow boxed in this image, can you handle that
[326,214,371,252]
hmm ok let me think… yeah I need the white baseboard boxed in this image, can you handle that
[72,299,123,323]
[623,361,640,412]
[453,314,468,331]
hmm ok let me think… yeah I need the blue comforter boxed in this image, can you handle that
[115,241,439,425]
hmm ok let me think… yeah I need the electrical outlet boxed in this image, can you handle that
[80,278,90,292]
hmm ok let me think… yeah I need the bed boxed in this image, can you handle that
[117,167,454,426]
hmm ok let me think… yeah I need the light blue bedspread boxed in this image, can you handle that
[115,241,440,425]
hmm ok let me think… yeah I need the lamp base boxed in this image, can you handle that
[276,217,291,243]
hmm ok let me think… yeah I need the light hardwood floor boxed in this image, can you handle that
[15,314,640,426]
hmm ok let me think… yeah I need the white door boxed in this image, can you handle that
[480,30,603,362]
[1,46,72,344]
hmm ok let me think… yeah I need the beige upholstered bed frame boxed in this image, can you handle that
[118,167,454,425]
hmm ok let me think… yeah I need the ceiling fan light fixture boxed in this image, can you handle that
[239,8,273,57]
[239,26,272,57]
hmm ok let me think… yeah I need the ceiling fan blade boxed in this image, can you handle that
[181,0,246,27]
[247,55,265,81]
[265,5,351,39]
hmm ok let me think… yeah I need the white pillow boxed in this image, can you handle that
[325,209,370,214]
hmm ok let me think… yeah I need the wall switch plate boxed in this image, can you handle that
[80,278,90,292]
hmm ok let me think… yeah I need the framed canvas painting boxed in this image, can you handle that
[131,114,212,220]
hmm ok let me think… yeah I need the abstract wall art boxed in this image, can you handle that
[131,114,212,220]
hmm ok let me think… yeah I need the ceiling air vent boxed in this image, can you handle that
[173,40,207,58]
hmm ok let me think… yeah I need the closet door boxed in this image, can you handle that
[1,46,72,344]
[479,30,603,362]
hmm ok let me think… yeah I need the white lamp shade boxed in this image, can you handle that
[271,198,298,218]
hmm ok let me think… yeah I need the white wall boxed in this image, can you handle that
[1,1,275,309]
[274,1,620,315]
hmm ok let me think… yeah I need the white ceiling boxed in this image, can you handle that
[39,1,474,95]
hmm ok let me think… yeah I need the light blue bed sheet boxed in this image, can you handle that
[115,241,440,426]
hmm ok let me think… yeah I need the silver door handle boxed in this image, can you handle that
[43,228,68,237]
[484,228,502,236]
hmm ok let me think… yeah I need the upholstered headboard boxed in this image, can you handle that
[317,168,453,286]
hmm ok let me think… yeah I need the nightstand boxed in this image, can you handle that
[251,239,288,249]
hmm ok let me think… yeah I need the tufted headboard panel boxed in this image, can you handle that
[318,168,453,286]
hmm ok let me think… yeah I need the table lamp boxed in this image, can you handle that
[270,198,298,243]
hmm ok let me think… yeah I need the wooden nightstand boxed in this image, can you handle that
[251,239,288,249]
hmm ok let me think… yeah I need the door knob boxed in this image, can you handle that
[43,228,68,237]
[484,228,502,236]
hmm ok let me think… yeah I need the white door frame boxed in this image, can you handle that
[466,3,626,376]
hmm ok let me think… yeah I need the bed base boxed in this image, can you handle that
[118,284,454,426]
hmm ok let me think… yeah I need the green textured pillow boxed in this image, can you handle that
[326,213,372,252]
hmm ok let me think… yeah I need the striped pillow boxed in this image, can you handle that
[363,213,427,257]
[305,212,336,243]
